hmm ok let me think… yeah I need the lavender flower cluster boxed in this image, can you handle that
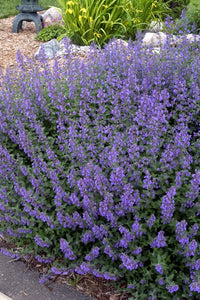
[0,35,200,299]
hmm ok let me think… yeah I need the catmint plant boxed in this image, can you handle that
[0,32,200,299]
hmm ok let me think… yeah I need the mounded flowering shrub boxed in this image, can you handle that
[0,36,200,299]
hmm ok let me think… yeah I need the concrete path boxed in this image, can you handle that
[0,292,12,300]
[0,252,93,300]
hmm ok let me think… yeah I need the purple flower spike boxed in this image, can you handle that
[151,231,166,248]
[185,239,198,257]
[166,284,179,293]
[161,186,176,224]
[120,253,138,271]
[60,238,77,260]
[155,264,163,274]
[146,214,156,228]
[158,278,164,285]
[190,282,200,293]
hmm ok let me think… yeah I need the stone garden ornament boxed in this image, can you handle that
[13,0,44,34]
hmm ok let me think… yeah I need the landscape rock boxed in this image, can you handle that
[104,39,128,51]
[183,34,200,44]
[142,32,171,47]
[41,7,63,27]
[35,37,92,59]
[57,39,91,57]
[35,32,200,60]
[142,31,200,48]
[35,39,60,59]
[36,10,200,60]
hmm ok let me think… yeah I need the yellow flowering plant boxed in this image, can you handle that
[56,0,171,47]
[56,0,126,47]
[124,0,171,40]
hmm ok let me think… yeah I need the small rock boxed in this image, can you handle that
[41,7,63,27]
[57,39,91,57]
[106,39,128,49]
[35,39,60,59]
[35,37,91,60]
[142,32,168,47]
[142,31,200,48]
[186,34,200,43]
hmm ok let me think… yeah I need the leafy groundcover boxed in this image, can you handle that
[0,36,200,299]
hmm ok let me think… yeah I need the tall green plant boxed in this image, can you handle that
[57,0,126,46]
[56,0,171,47]
[124,0,171,40]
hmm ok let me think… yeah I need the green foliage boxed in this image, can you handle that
[166,4,200,35]
[123,0,170,41]
[67,274,80,287]
[185,5,200,33]
[35,24,67,42]
[56,0,171,47]
[56,0,126,46]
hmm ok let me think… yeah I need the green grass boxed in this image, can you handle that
[0,0,58,19]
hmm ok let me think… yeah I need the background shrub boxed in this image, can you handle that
[35,24,67,42]
[180,5,200,33]
[123,0,170,41]
[162,0,190,19]
[187,6,200,33]
[0,36,200,299]
[164,6,200,35]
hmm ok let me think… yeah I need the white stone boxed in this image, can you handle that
[142,32,168,47]
[186,34,200,43]
[55,38,90,57]
[35,39,60,59]
[167,33,200,46]
[106,39,128,49]
[56,45,91,57]
[152,47,161,54]
[41,7,63,27]
[59,39,91,55]
[142,31,181,47]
